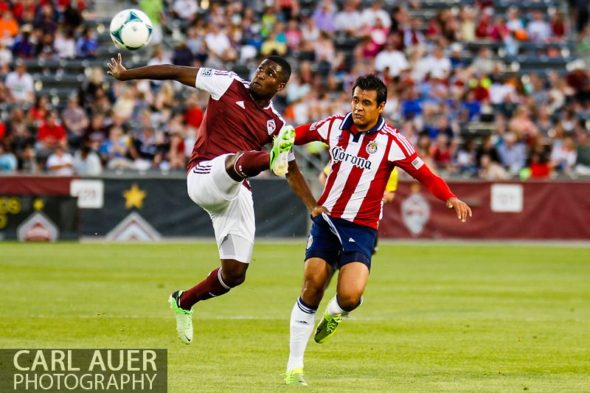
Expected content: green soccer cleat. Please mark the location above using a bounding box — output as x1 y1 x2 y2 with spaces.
314 311 343 344
168 290 193 344
270 125 295 177
285 368 307 386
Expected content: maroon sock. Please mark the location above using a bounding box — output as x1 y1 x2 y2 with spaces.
179 268 230 309
233 151 270 178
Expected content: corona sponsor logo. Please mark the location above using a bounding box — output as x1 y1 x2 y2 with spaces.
331 146 372 170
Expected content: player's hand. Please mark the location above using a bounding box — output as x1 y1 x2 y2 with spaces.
446 197 472 223
382 191 395 204
311 205 328 218
107 53 127 80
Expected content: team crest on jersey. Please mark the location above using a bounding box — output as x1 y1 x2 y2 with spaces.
366 141 378 154
267 119 276 134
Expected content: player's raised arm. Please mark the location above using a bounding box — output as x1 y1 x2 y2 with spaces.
107 53 198 87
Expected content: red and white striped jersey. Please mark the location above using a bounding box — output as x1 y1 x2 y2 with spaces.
295 113 455 229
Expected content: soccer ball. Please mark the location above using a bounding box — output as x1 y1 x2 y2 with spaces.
109 9 153 50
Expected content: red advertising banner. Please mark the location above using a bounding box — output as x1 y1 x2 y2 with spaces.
380 180 590 240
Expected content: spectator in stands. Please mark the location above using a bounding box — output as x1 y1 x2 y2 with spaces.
75 27 97 58
62 95 88 148
509 106 540 141
527 11 551 43
0 142 17 173
172 41 194 66
261 30 288 57
28 95 51 125
5 60 34 104
334 1 362 36
459 6 476 42
172 0 199 24
73 144 102 176
375 36 409 79
33 4 57 35
575 130 590 175
360 1 391 29
312 0 336 34
551 135 577 176
414 44 451 82
0 10 19 40
99 126 133 171
37 111 67 154
455 138 478 176
479 153 509 180
498 132 527 175
431 134 455 173
204 23 237 65
402 17 425 49
11 23 34 58
140 0 163 44
131 125 165 171
62 1 84 31
36 31 57 59
46 144 74 175
54 27 76 59
0 40 12 66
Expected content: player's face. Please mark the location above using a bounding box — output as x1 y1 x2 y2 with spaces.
351 87 384 131
250 60 286 99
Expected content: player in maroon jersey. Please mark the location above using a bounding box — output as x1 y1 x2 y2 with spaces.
284 75 471 385
107 54 320 344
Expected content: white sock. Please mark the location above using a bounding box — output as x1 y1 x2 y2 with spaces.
286 298 316 372
326 296 346 316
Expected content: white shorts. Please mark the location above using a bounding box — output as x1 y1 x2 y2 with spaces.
187 154 255 263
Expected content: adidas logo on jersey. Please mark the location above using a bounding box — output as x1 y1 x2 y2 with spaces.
236 101 245 109
331 146 372 170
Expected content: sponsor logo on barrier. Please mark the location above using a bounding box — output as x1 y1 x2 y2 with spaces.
106 212 161 241
70 180 104 209
491 184 523 213
401 192 430 236
16 212 58 242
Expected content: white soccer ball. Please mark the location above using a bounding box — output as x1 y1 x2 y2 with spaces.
109 9 153 50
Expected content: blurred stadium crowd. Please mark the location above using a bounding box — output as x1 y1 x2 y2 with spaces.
1 0 590 180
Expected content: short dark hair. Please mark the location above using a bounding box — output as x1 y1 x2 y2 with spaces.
352 75 387 105
265 55 292 84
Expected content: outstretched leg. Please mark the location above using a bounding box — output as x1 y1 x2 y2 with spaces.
285 258 333 384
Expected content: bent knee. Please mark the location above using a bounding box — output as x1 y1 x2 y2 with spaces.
337 293 363 312
221 270 246 288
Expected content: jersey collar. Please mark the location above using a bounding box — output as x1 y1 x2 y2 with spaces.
340 112 386 134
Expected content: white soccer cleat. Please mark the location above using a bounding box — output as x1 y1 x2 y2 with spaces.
168 290 193 344
270 125 295 177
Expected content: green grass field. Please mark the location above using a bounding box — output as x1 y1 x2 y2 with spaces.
1 242 589 393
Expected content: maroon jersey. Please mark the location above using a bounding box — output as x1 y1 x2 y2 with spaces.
187 68 285 169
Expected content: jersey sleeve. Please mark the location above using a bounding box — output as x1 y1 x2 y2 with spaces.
195 68 235 100
294 116 337 145
395 154 455 202
388 133 455 202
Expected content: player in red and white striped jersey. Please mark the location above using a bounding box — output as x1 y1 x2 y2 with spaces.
285 75 471 385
